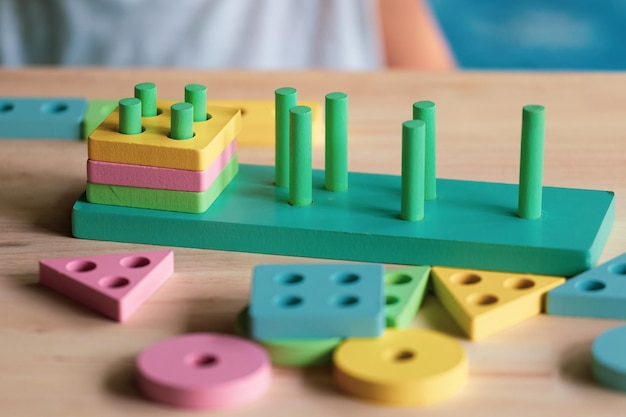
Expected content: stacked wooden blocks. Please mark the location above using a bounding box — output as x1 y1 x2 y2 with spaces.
86 83 241 213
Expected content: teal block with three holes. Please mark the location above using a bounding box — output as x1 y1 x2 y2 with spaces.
0 97 87 139
72 164 615 276
547 253 626 319
385 266 431 328
249 263 385 339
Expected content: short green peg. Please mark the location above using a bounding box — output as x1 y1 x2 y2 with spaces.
184 84 207 122
518 104 545 220
325 92 349 192
275 87 298 188
289 106 313 207
170 102 194 140
134 82 158 117
412 101 437 200
118 98 142 135
401 120 426 221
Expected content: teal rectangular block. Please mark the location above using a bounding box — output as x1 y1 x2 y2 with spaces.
547 253 626 319
0 97 87 139
249 263 385 339
72 164 615 276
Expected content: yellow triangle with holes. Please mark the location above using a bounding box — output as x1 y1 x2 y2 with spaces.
431 267 565 341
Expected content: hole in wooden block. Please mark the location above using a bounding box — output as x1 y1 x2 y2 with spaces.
451 273 481 285
98 276 130 289
385 273 413 285
332 273 360 285
576 279 606 292
331 295 359 307
186 353 219 368
41 102 69 114
66 260 97 273
275 295 303 308
503 277 535 290
466 293 498 306
120 256 151 268
276 273 304 285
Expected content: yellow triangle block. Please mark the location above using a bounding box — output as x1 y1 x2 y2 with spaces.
431 267 565 341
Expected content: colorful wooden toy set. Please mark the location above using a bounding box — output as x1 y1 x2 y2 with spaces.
24 81 625 409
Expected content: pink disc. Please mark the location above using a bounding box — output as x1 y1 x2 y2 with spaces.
136 333 271 410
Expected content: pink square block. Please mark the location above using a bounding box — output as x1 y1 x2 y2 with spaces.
87 139 236 192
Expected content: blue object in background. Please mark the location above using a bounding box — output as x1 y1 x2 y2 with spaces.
429 0 626 69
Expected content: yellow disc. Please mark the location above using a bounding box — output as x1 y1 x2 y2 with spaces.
333 328 467 406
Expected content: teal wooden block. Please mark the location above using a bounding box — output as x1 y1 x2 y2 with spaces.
249 263 385 339
384 266 430 328
85 155 238 213
82 99 118 139
592 325 626 392
547 252 626 319
72 164 615 276
0 97 87 139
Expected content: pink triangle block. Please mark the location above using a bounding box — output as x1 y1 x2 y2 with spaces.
39 250 174 322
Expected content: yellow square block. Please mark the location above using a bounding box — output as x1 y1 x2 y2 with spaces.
432 267 565 341
208 100 322 146
88 100 241 171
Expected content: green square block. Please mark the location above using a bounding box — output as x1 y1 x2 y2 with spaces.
72 164 615 276
85 155 238 213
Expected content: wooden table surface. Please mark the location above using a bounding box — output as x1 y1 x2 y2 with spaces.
1 69 625 416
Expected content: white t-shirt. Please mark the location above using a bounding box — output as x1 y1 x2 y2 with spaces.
0 0 384 69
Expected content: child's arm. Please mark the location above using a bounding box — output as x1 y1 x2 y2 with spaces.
379 0 456 69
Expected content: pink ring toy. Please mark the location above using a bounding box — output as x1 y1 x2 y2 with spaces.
137 333 271 410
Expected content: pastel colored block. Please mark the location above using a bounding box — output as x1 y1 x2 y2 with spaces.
82 99 118 139
547 253 626 319
333 328 467 406
592 325 626 392
0 97 87 139
87 140 237 192
39 250 174 322
385 266 430 328
137 333 271 410
235 307 341 367
88 100 241 170
72 164 615 276
432 266 565 340
207 100 322 146
249 263 385 339
86 155 238 213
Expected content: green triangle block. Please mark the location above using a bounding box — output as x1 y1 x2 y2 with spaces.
385 265 430 328
82 99 119 139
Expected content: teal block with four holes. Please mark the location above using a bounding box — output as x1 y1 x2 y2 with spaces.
385 265 431 328
0 97 87 139
249 263 385 339
547 253 626 319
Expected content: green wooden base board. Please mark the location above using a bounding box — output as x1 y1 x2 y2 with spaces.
85 155 238 213
73 164 615 276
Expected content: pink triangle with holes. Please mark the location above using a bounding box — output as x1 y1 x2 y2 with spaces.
39 250 174 322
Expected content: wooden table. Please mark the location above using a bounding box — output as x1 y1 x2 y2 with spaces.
1 69 625 416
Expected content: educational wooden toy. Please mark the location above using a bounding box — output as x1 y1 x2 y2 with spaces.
431 266 565 340
86 155 238 213
39 250 174 322
384 266 430 328
235 307 341 367
207 99 322 146
0 97 87 139
547 252 626 319
333 328 467 406
87 139 237 191
249 263 385 339
136 333 271 410
591 324 626 393
72 89 615 276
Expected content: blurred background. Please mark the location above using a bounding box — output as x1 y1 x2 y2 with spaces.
1 0 625 70
430 0 626 70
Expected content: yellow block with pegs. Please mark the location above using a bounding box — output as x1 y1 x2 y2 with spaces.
208 100 322 146
333 328 467 406
431 266 565 341
88 100 241 171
